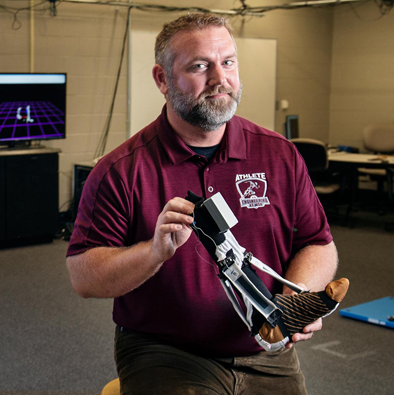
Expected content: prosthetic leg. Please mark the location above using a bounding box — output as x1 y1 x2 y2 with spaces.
186 191 349 351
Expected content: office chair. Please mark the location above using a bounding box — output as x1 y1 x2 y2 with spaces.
357 123 394 213
291 138 342 193
291 138 346 219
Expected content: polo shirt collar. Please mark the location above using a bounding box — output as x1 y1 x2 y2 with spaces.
156 106 247 165
221 115 247 161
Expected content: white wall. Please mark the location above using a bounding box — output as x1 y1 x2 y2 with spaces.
0 1 336 210
330 2 394 149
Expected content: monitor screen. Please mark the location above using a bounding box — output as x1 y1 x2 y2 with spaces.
0 73 66 146
284 115 299 140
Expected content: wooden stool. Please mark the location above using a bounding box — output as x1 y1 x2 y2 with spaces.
101 378 120 395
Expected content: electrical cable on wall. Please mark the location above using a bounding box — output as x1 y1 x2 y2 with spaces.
0 0 48 29
375 0 393 14
349 0 393 19
48 0 58 16
60 0 245 16
58 0 373 16
1 0 376 20
2 0 391 27
94 6 132 158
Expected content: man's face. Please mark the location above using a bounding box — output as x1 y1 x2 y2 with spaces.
165 27 242 131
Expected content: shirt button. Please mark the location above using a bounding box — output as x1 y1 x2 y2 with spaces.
208 186 214 193
205 167 210 172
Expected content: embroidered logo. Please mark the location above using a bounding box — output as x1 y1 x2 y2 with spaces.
235 173 270 209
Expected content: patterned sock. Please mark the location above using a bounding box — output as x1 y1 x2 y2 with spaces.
259 278 349 344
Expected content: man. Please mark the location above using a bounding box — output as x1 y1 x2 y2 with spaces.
66 13 338 395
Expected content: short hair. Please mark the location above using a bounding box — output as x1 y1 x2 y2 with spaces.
155 13 234 75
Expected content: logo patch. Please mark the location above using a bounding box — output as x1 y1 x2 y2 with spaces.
235 173 270 209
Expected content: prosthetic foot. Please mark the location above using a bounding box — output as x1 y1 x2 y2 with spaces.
186 191 350 351
258 278 350 346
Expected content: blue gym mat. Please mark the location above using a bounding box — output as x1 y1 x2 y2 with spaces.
340 296 394 329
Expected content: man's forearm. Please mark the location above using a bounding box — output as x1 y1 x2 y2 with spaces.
66 197 195 299
66 240 164 299
283 241 338 293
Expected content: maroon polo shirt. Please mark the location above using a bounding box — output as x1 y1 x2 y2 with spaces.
67 106 332 357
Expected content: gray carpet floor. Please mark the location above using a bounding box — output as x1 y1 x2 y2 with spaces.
1 214 393 395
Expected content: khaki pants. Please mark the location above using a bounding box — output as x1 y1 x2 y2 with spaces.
114 326 307 395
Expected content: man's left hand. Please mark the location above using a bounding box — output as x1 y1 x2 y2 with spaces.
285 318 322 349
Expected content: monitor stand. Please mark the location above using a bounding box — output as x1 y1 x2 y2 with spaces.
0 141 46 151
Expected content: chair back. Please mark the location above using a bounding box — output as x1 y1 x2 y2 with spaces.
291 138 328 173
363 124 394 153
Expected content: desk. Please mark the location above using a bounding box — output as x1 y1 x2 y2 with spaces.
328 150 394 214
328 150 394 166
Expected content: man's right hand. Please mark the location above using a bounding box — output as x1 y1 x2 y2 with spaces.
151 197 195 263
66 197 196 298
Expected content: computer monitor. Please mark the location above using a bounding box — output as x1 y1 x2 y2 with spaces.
284 115 299 140
0 73 66 148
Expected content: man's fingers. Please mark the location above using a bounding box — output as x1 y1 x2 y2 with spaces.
159 221 191 234
163 197 195 216
159 211 194 229
303 318 322 334
157 198 195 233
287 317 323 347
151 197 195 262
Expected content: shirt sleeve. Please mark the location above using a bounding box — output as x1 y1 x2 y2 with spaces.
291 148 333 253
66 162 131 257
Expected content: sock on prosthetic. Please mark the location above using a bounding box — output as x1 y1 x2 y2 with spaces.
186 191 349 351
259 278 350 345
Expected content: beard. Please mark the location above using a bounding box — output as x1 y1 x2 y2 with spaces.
166 78 242 131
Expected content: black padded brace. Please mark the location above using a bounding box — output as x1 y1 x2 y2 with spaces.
186 191 276 328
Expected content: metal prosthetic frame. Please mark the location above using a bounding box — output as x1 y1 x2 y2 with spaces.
186 191 309 351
